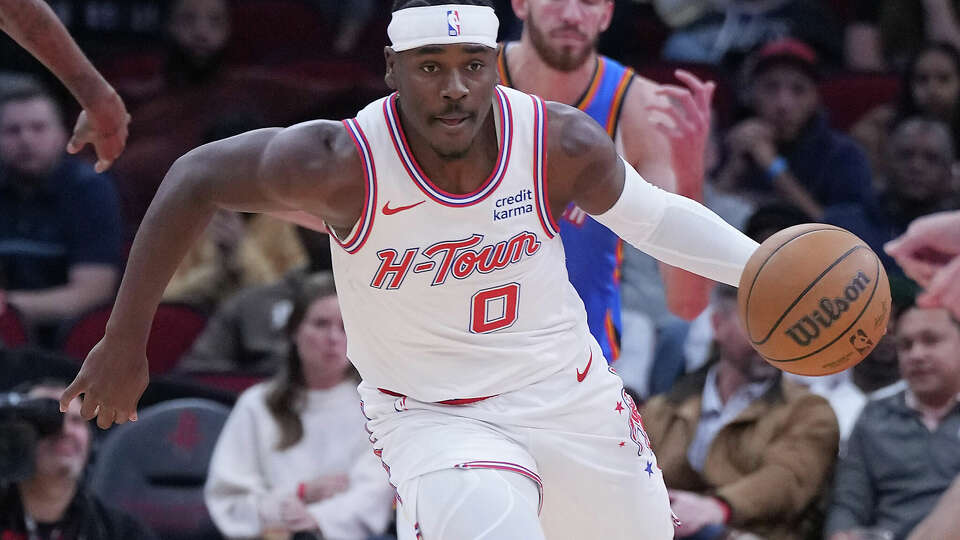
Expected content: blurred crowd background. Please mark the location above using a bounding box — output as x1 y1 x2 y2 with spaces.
1 1 960 539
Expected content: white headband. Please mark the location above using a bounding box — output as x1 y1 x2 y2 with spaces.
388 4 499 52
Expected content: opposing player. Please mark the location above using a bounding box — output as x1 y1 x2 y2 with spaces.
61 1 757 538
499 0 714 360
0 0 129 171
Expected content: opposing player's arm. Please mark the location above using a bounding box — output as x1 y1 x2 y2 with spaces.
546 103 757 287
618 73 714 319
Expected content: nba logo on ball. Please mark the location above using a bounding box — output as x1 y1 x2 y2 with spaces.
447 10 461 36
738 224 892 377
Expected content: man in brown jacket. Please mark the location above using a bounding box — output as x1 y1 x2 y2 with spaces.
641 284 840 540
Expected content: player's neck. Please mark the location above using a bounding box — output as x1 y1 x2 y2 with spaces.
398 105 500 195
507 38 598 106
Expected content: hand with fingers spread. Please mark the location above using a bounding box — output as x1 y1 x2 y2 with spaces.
60 335 149 429
645 69 715 199
67 89 130 173
885 210 960 319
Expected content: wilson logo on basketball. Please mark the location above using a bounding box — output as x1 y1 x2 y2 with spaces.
784 271 871 347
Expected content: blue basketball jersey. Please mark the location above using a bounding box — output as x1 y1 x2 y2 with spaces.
498 47 635 360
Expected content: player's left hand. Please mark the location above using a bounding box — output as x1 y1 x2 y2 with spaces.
669 489 727 537
646 69 715 198
67 89 130 173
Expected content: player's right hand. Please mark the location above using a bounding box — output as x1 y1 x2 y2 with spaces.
60 336 149 429
67 89 130 173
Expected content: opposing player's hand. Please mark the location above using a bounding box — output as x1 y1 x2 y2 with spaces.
646 69 714 197
60 336 149 429
67 90 130 173
885 210 960 287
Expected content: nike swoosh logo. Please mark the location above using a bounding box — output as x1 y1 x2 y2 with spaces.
576 352 593 383
382 200 425 215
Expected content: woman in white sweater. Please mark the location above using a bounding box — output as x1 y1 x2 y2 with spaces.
205 273 395 539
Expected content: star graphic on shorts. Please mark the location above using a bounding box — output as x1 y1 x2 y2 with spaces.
615 401 625 414
645 461 654 478
619 441 626 447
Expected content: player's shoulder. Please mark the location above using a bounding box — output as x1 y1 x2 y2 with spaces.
544 101 615 159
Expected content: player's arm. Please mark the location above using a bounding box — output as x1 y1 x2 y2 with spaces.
0 0 129 171
546 103 757 287
60 121 364 428
619 71 714 319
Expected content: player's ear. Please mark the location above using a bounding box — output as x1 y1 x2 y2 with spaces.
599 0 614 32
385 47 398 90
511 0 528 20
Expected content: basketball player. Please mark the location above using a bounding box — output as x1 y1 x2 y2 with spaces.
885 210 960 319
0 0 129 172
499 0 714 361
61 2 758 538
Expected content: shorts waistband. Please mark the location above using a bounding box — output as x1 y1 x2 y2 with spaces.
376 387 498 405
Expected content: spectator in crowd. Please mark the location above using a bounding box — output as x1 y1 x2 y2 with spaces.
817 306 905 450
827 117 959 276
176 226 331 376
205 273 394 540
715 39 875 221
641 284 840 540
826 304 960 539
0 77 122 339
0 380 158 539
112 0 330 238
659 0 843 72
306 0 377 56
852 42 960 174
162 210 307 311
845 0 960 73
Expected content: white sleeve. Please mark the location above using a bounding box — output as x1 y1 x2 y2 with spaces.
591 157 759 287
204 389 271 538
308 446 396 538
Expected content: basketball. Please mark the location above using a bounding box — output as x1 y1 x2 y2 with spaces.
737 224 892 376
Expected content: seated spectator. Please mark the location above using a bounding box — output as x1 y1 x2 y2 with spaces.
826 304 960 539
715 39 876 220
0 379 158 539
845 0 960 72
176 226 331 375
111 0 331 238
827 117 960 275
162 211 307 311
0 77 121 341
852 42 960 174
641 284 839 540
205 273 394 539
659 0 843 71
816 307 906 449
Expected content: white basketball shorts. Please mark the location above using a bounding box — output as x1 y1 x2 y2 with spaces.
359 341 675 540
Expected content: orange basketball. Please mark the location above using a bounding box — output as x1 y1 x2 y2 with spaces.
737 224 892 376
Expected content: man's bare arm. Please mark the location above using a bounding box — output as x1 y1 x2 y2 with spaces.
8 264 117 323
0 0 129 171
619 72 713 319
61 121 364 428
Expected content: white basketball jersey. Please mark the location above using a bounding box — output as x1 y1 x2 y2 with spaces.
330 86 593 402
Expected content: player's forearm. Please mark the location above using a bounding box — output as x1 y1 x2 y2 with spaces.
592 158 758 287
0 0 116 110
105 158 219 343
